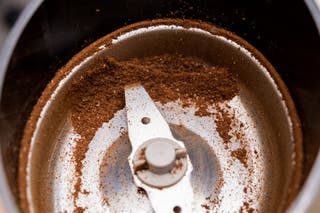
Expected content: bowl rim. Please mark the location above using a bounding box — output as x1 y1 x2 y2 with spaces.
0 1 319 212
0 1 44 212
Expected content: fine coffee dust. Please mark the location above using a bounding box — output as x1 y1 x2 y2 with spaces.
215 105 234 148
231 148 248 168
66 54 238 208
240 201 255 213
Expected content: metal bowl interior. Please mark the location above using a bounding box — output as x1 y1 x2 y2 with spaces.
0 1 320 213
20 20 301 212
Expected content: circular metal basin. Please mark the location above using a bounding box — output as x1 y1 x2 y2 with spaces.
18 19 302 212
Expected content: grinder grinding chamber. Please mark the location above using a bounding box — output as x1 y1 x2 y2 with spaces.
0 0 320 212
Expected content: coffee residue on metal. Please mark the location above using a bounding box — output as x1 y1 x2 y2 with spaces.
240 201 255 213
18 19 302 213
67 54 238 208
231 148 248 168
215 105 233 148
201 203 210 211
201 177 224 211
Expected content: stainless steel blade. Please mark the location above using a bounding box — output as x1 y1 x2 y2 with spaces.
125 84 195 213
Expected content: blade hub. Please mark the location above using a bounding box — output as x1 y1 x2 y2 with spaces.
132 138 188 188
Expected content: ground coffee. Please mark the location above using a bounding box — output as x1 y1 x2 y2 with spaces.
67 54 238 211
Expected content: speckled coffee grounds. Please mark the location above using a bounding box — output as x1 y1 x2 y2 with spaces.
18 19 302 213
240 201 255 213
73 206 86 213
215 105 250 168
201 177 224 211
67 54 238 209
231 148 248 168
215 105 233 148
